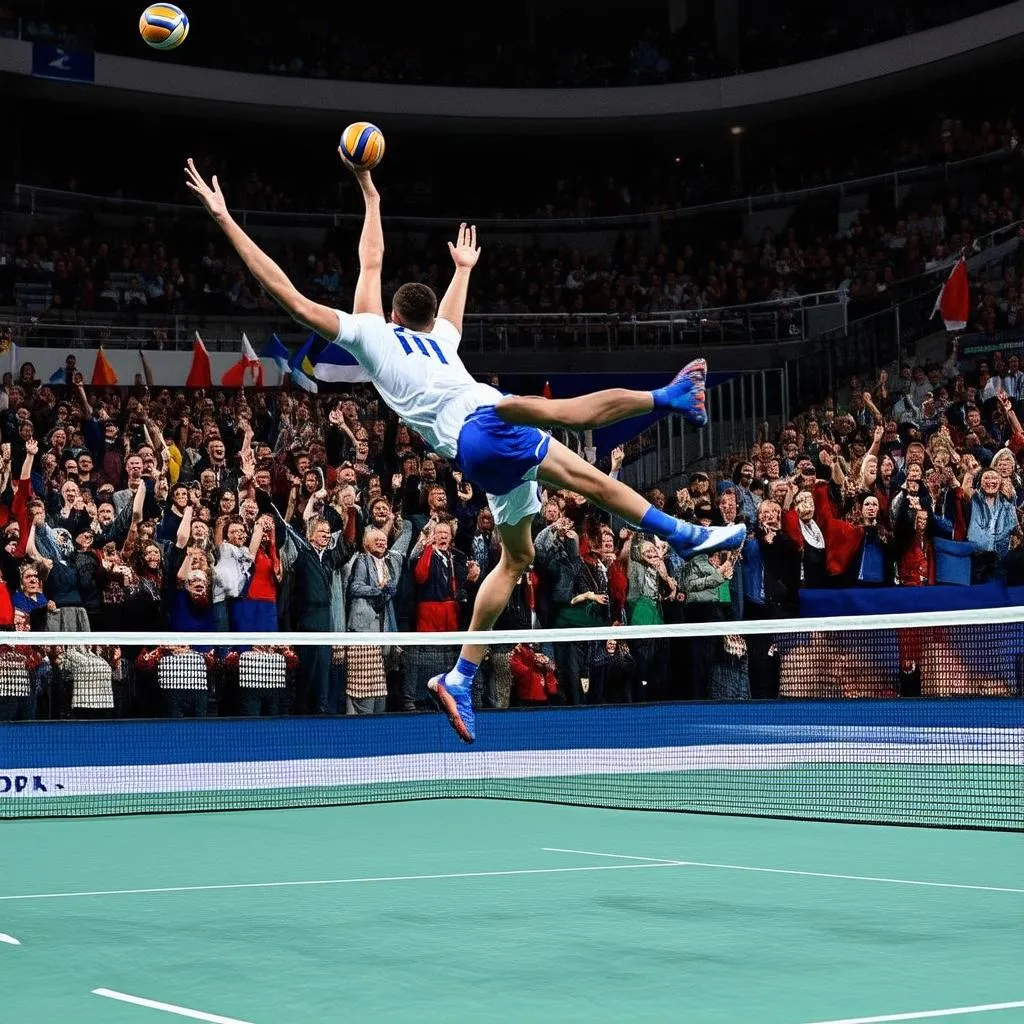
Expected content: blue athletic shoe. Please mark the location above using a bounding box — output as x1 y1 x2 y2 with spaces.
428 674 476 744
651 358 708 428
669 521 746 561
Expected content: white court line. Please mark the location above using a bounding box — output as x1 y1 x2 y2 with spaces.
800 998 1024 1023
0 860 683 902
92 988 253 1023
0 933 20 944
542 847 684 864
541 848 1024 895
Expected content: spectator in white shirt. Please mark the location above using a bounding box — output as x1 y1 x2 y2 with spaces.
98 279 121 310
123 277 148 308
999 354 1024 404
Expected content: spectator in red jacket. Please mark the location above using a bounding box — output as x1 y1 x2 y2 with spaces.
813 454 894 585
509 643 559 706
412 519 474 632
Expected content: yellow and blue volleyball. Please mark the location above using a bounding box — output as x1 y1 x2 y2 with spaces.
340 122 385 170
139 4 189 50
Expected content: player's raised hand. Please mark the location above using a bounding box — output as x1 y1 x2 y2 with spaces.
448 223 481 270
338 148 379 200
184 159 229 222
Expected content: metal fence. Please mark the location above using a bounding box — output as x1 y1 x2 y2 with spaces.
620 368 790 494
0 292 846 354
10 147 1012 231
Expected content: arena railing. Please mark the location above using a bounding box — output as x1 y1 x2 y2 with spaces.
619 367 790 494
10 148 1011 230
0 292 847 354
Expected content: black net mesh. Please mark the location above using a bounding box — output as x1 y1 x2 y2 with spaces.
1 622 1021 829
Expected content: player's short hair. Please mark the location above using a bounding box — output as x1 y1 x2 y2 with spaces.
392 283 437 331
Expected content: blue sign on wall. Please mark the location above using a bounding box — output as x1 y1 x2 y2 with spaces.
31 44 95 83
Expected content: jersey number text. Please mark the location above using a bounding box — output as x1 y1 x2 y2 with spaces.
393 327 448 365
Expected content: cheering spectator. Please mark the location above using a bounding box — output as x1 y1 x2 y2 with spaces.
586 635 637 704
509 643 559 706
0 645 46 721
536 514 607 705
710 635 750 701
965 467 1017 582
223 645 298 717
344 518 412 714
136 645 216 718
230 513 282 632
814 451 894 586
406 518 474 710
743 499 799 698
269 502 354 715
683 548 735 696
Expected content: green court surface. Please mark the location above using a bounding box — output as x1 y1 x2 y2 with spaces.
2 799 1023 1024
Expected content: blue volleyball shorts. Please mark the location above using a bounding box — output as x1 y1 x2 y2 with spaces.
456 405 551 526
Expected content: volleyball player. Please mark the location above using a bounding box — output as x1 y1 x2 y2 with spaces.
185 155 745 743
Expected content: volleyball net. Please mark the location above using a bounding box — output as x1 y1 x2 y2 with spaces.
1 608 1022 830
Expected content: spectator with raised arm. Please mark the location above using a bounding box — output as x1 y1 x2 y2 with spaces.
814 448 894 586
230 512 282 633
509 642 559 707
406 518 471 710
269 492 354 713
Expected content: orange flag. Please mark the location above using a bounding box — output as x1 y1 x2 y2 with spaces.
91 347 118 386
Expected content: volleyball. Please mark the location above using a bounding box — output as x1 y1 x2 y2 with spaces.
139 4 189 50
339 122 386 170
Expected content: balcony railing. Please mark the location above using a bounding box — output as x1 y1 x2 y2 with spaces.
9 147 1012 230
0 291 846 354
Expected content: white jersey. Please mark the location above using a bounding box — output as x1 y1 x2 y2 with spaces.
331 311 501 458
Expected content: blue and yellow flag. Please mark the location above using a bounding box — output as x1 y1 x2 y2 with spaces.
288 333 322 393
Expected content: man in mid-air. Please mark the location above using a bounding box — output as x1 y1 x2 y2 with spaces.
185 153 745 743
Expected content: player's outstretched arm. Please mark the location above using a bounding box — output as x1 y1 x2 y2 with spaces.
437 223 480 335
341 152 385 317
184 158 339 340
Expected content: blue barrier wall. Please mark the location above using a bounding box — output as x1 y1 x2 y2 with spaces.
4 700 1022 770
799 585 1024 617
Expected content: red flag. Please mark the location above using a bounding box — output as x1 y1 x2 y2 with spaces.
221 333 264 388
932 257 970 332
91 347 118 386
186 332 213 389
542 380 552 399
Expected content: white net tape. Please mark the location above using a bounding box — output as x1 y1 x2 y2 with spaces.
13 603 1024 647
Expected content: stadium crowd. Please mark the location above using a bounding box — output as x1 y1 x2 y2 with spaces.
0 321 1020 723
5 119 1022 332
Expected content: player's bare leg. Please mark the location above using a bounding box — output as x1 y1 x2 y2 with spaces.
431 440 744 743
497 358 708 430
537 438 743 558
428 518 534 743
